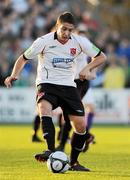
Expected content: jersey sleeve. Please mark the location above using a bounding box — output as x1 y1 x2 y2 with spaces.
78 36 100 58
23 37 45 60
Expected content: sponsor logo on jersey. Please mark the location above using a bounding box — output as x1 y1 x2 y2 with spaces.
70 48 76 56
53 58 74 63
52 58 74 69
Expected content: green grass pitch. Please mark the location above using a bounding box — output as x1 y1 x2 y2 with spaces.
0 124 130 180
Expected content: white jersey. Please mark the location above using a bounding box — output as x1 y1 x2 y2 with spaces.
24 32 100 87
74 53 88 79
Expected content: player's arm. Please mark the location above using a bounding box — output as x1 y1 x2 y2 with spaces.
4 55 28 88
89 51 106 70
77 35 106 80
79 52 106 80
4 37 45 88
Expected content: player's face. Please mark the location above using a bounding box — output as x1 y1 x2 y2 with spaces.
56 22 74 44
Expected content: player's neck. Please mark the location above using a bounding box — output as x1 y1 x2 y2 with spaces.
57 39 69 44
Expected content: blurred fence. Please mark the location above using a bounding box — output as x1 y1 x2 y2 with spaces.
0 87 130 124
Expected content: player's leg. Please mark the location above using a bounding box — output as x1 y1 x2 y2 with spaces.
57 113 64 141
83 88 95 131
35 84 58 162
32 114 42 142
62 86 90 171
87 109 94 130
35 99 56 162
83 104 95 152
69 115 90 171
75 79 94 151
82 89 95 152
39 100 55 150
56 111 72 151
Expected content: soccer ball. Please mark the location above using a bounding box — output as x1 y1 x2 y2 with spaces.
47 151 70 173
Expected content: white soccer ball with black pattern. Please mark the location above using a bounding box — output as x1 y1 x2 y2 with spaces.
47 151 70 173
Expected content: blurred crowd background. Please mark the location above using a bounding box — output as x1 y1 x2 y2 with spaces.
0 0 130 88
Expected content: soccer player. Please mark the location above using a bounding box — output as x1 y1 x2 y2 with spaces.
4 12 106 171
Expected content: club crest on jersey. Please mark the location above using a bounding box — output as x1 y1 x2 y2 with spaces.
70 48 76 56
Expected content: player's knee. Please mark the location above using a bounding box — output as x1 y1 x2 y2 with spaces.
38 101 52 116
75 122 86 133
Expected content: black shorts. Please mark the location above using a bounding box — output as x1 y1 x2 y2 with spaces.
36 83 85 116
74 79 89 99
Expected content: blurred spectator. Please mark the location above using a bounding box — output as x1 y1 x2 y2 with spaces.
103 54 126 89
11 0 29 14
116 38 130 66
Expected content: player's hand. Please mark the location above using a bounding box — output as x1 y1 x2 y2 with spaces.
79 68 91 81
85 68 97 80
4 76 17 88
79 71 88 81
79 67 97 81
79 74 86 81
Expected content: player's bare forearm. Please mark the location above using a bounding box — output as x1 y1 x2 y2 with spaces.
4 54 28 88
11 54 27 78
87 52 106 71
79 52 106 80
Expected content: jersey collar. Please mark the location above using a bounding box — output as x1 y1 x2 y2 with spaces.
54 32 71 40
